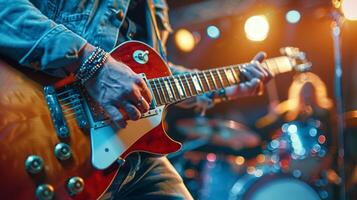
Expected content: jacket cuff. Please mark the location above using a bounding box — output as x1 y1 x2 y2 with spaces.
19 24 87 76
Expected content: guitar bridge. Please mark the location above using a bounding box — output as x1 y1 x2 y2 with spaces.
44 85 88 138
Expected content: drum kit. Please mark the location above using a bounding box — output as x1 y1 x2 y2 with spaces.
170 117 335 200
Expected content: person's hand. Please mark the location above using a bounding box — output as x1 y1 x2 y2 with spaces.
226 51 272 99
175 94 214 116
84 56 152 128
175 52 271 114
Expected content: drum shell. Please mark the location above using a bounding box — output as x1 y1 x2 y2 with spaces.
229 173 321 200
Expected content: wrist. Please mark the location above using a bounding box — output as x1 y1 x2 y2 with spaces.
63 43 96 74
75 45 109 84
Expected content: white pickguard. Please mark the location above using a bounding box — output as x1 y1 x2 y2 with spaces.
90 106 164 170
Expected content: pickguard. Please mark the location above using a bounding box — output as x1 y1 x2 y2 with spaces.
90 106 165 169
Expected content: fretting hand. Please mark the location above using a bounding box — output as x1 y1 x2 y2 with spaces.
176 52 272 114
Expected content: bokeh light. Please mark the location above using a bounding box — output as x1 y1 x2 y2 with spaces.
174 29 195 52
235 156 245 165
341 0 357 21
206 25 220 39
244 15 270 42
286 10 301 24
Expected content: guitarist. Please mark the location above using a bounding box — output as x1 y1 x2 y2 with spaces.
0 0 271 199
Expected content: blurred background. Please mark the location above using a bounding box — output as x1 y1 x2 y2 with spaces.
162 0 357 199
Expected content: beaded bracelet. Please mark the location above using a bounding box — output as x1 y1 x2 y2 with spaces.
75 47 109 84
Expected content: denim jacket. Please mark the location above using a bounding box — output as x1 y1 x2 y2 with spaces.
0 0 172 76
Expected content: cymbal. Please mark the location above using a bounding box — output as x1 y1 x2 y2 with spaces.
177 118 261 150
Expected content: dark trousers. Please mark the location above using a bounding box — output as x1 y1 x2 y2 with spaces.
101 153 193 200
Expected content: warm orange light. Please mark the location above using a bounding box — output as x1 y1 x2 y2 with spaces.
256 154 266 163
341 0 357 21
235 156 245 165
244 15 270 42
174 29 195 52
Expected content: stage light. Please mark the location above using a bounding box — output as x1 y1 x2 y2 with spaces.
341 0 357 20
206 153 217 162
286 10 301 24
174 29 195 52
206 25 220 39
235 156 245 165
244 15 269 42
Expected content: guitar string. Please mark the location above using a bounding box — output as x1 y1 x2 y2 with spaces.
56 59 281 115
148 61 281 104
149 60 280 96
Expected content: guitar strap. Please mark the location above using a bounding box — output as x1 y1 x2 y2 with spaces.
146 0 168 62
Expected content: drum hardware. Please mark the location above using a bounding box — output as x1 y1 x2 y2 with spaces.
176 118 261 151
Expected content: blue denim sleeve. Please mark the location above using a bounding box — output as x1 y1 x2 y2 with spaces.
0 1 88 76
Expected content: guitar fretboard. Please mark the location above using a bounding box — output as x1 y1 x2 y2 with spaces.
148 56 294 106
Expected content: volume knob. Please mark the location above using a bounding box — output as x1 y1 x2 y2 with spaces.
67 176 84 195
35 184 54 200
54 143 72 160
25 155 44 174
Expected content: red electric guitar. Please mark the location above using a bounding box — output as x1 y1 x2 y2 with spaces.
0 41 310 200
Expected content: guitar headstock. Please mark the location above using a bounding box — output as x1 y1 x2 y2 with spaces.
280 47 312 72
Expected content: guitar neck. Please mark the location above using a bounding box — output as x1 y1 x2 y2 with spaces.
148 56 295 106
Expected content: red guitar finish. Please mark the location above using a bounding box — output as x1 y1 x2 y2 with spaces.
0 41 309 199
0 41 181 200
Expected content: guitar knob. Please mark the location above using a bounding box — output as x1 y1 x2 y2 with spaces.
67 176 84 195
35 184 54 200
54 143 72 161
25 155 44 174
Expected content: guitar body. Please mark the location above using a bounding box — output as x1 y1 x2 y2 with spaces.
0 41 181 200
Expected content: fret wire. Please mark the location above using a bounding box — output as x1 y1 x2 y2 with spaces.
195 72 205 93
184 74 194 96
223 66 236 85
151 63 258 99
150 80 163 106
156 78 169 104
229 66 240 84
202 71 219 86
208 70 218 90
219 68 231 87
189 73 200 94
153 77 218 92
174 76 187 98
152 70 237 92
160 78 172 103
202 71 212 91
166 77 178 101
175 75 185 98
182 74 193 97
215 69 224 88
151 79 166 105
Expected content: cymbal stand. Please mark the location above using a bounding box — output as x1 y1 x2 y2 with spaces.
331 10 346 200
